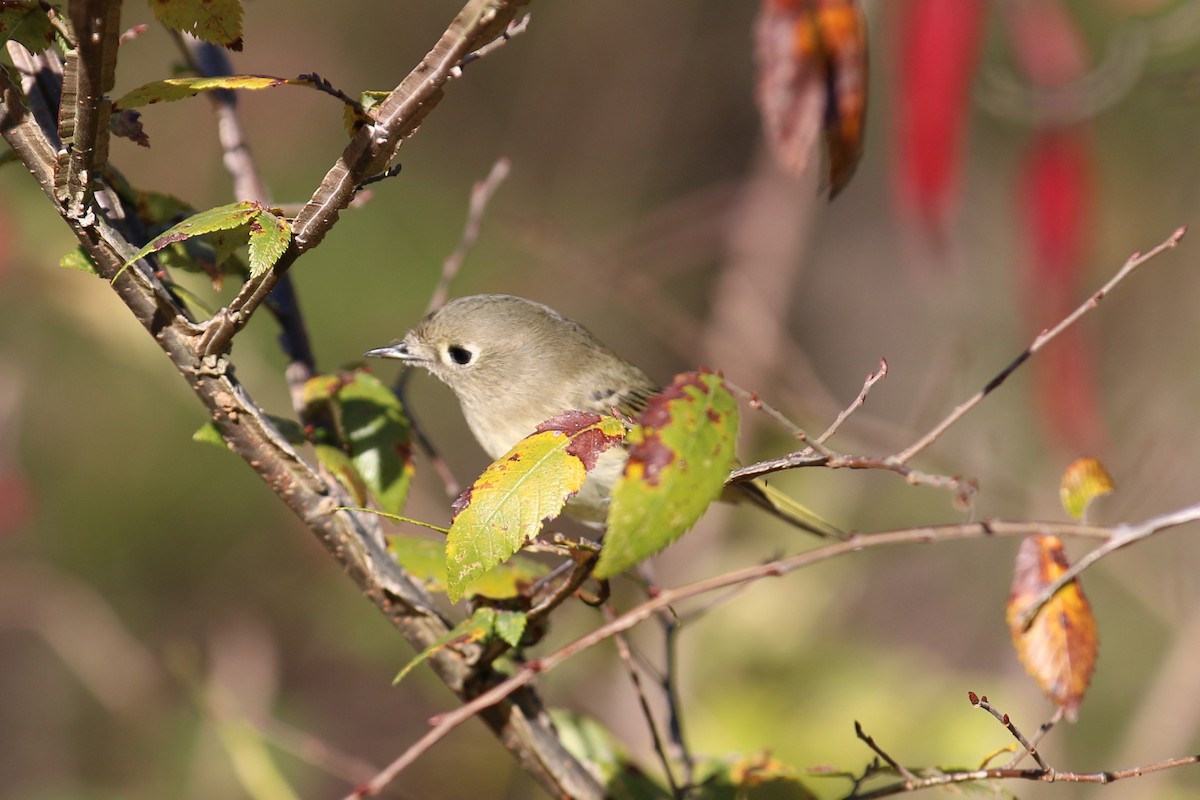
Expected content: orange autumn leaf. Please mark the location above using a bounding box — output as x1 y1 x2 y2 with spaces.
753 0 868 196
1007 535 1098 721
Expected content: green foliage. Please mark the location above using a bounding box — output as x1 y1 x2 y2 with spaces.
113 200 289 284
393 606 527 684
596 371 738 579
0 1 52 54
148 0 244 51
388 535 547 599
60 247 99 276
329 371 415 516
445 412 626 602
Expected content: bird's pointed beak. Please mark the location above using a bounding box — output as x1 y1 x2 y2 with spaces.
364 342 411 360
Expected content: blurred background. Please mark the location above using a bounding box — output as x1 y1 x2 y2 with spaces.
3 0 1200 797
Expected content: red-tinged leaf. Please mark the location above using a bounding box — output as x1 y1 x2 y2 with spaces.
754 0 868 197
893 0 987 230
446 413 626 602
1059 457 1114 521
1004 1 1089 87
1007 535 1098 721
597 372 738 579
149 0 243 51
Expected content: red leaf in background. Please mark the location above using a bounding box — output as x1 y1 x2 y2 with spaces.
0 471 35 536
1021 129 1104 453
754 0 868 197
893 0 987 231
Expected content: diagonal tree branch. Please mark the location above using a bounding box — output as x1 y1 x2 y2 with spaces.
198 0 532 358
1 8 601 795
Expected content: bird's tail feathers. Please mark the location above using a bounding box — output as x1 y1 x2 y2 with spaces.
727 479 845 540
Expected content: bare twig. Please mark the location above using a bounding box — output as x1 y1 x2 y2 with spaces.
1004 707 1064 770
969 692 1051 771
816 358 888 445
607 606 680 796
854 721 920 786
353 508 1198 795
1015 500 1200 630
452 13 531 77
848 754 1200 798
895 226 1186 465
427 156 512 313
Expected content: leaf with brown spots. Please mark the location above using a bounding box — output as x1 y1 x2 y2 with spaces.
596 371 738 579
1007 534 1098 721
446 412 626 602
149 0 244 51
754 0 868 196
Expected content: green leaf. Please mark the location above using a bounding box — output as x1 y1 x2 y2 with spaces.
388 535 547 599
314 443 368 506
113 200 264 283
0 1 52 54
60 247 99 276
194 415 306 450
1059 456 1114 521
342 89 390 133
332 371 414 516
596 371 738 579
147 0 244 51
192 421 226 448
113 75 292 110
492 608 527 648
246 208 291 278
393 607 526 684
446 412 626 602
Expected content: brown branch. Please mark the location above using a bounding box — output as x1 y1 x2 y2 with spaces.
57 0 120 219
969 692 1051 772
199 0 531 358
353 512 1172 795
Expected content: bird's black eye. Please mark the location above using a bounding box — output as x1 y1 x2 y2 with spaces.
447 345 474 365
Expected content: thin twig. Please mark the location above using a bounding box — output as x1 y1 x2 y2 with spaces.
816 358 888 445
969 692 1051 771
352 509 1195 796
895 226 1186 465
854 721 921 785
1005 707 1064 769
847 754 1200 798
427 156 512 314
607 606 680 797
1015 500 1200 630
660 615 695 787
451 13 531 77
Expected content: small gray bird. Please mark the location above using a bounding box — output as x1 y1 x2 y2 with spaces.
366 294 838 536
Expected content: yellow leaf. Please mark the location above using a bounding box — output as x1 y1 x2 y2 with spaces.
1060 456 1114 520
446 412 626 601
1006 535 1098 720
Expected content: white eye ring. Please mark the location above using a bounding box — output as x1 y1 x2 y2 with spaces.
446 345 474 365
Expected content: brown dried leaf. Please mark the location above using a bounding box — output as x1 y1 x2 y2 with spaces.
1007 535 1098 720
753 0 868 196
